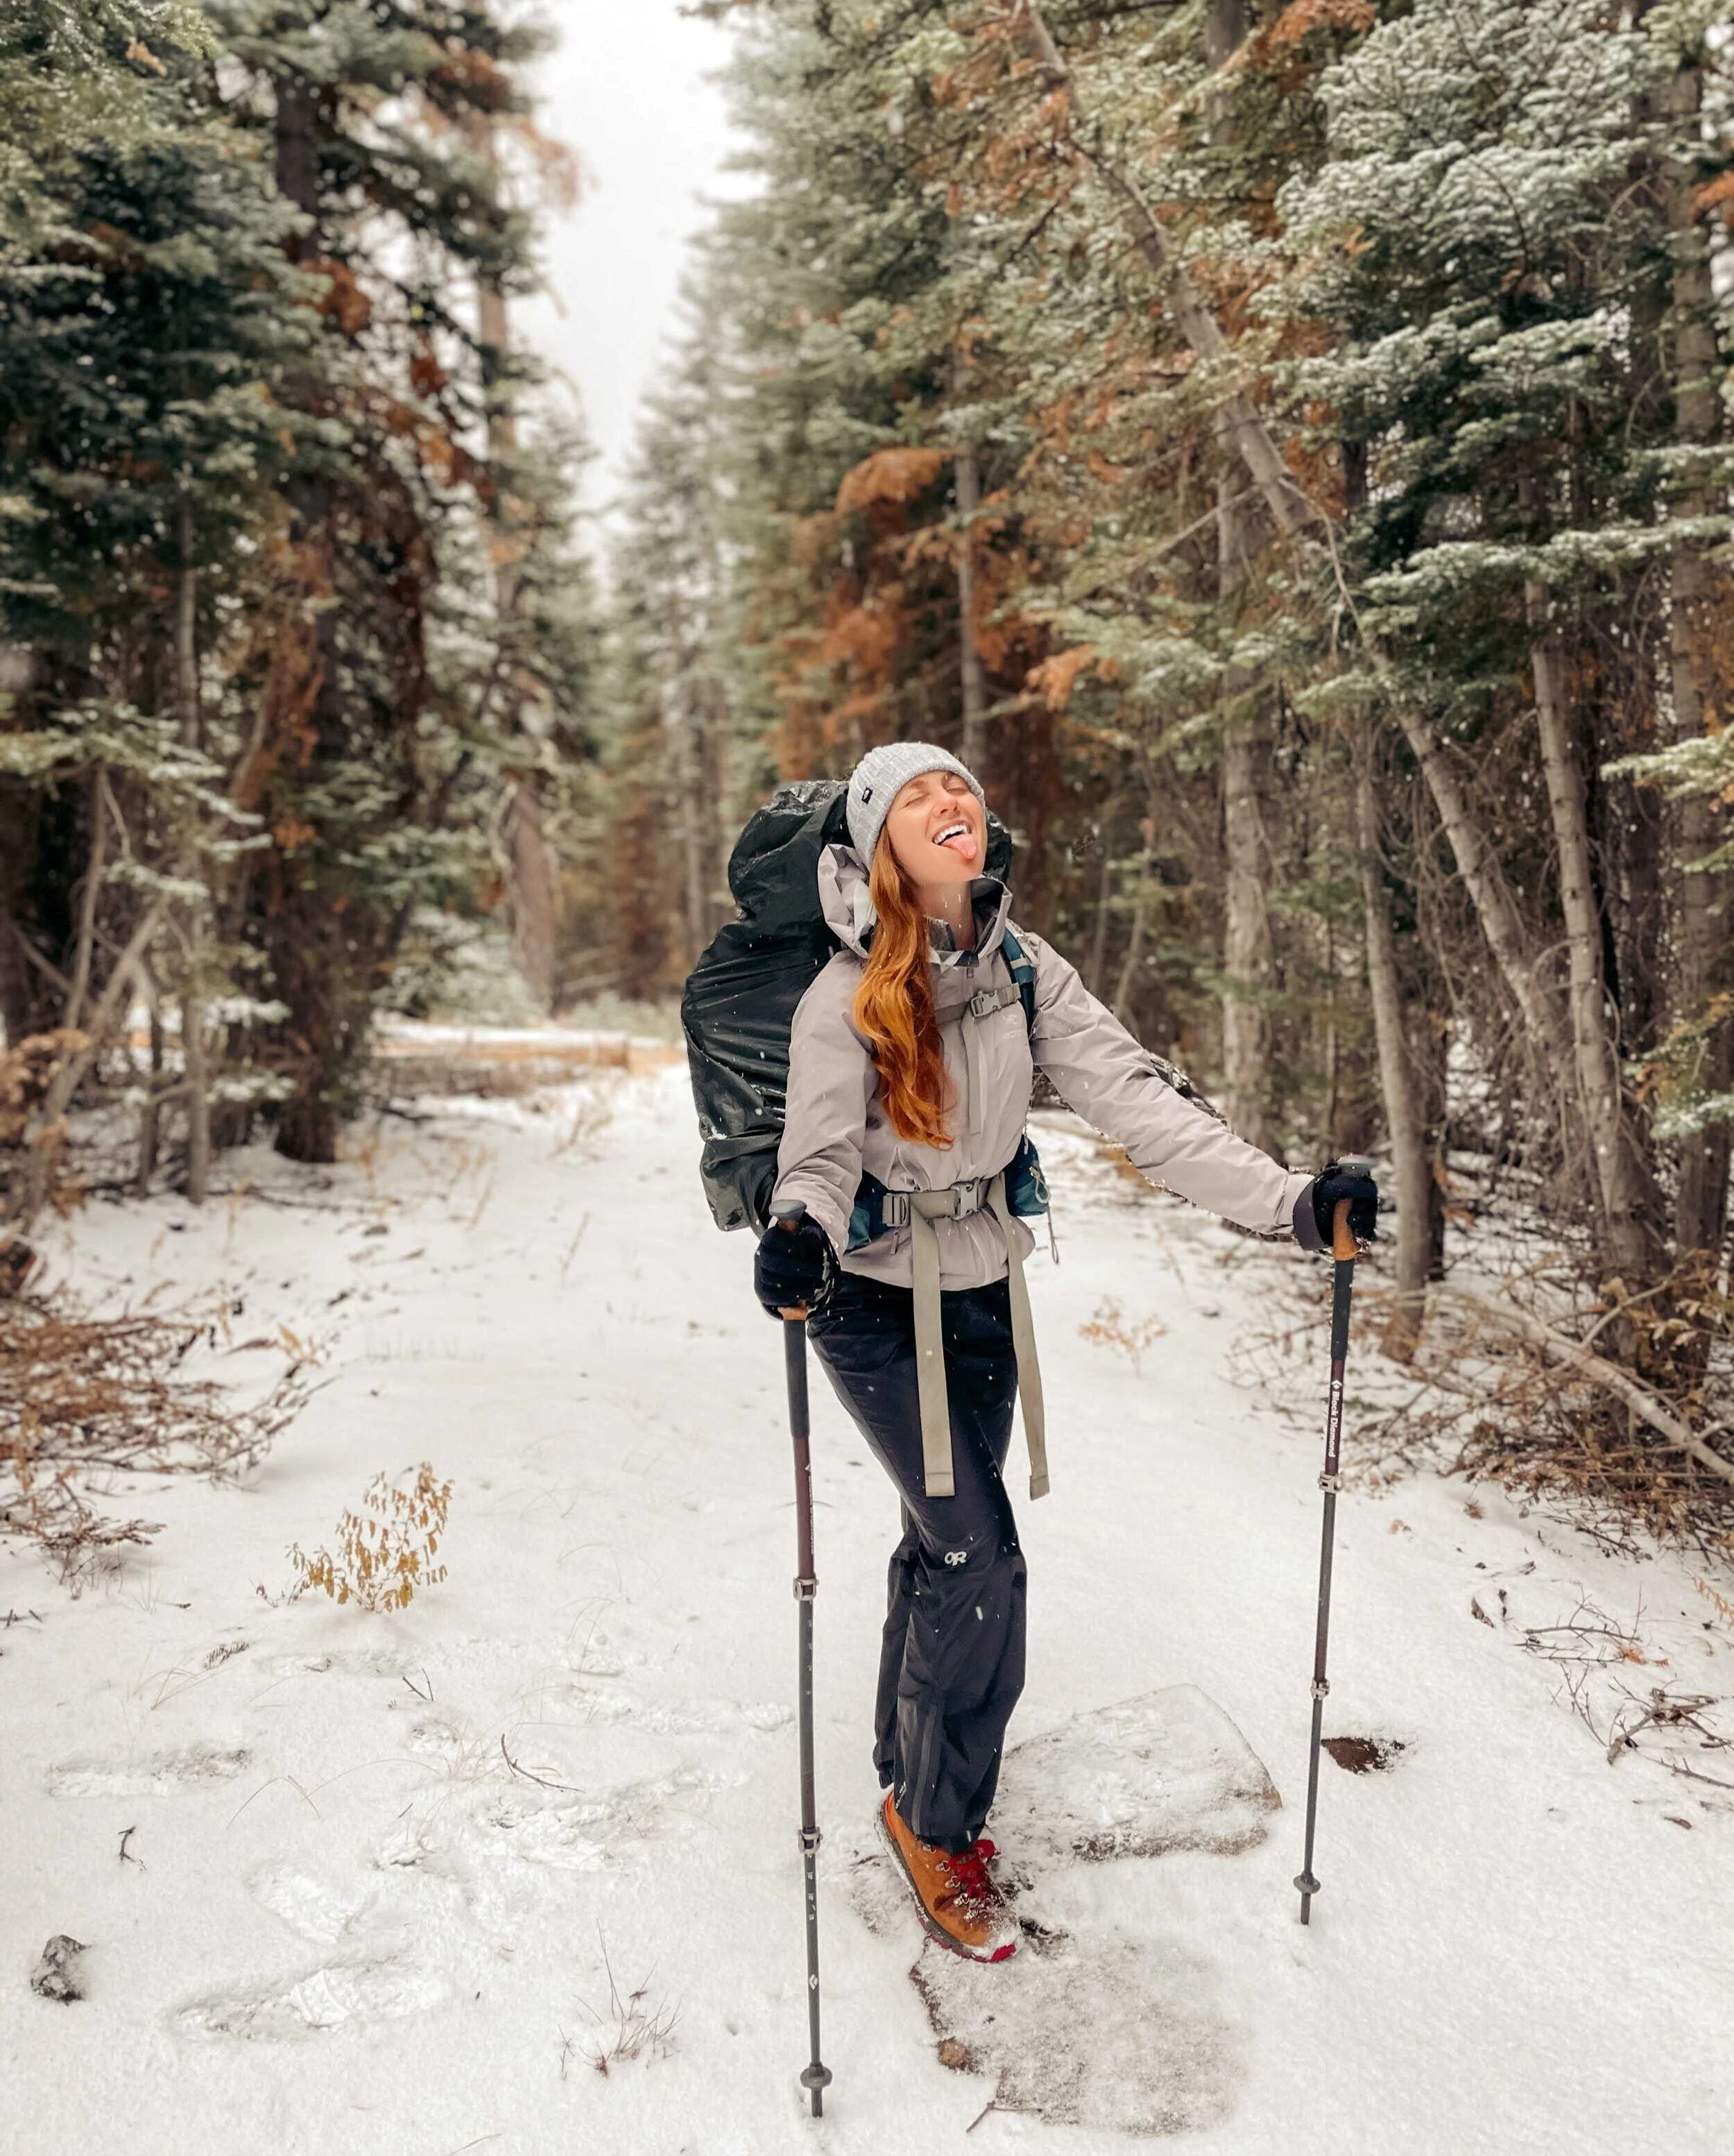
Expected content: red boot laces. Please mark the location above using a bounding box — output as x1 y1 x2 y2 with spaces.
945 1836 999 1911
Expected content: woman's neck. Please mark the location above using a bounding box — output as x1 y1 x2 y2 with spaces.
916 879 976 948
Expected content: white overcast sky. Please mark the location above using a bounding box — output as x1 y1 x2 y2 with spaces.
517 1 747 514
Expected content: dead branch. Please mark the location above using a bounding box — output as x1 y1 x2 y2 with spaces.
1433 1288 1734 1488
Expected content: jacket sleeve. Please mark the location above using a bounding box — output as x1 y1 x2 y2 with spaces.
769 959 873 1255
1022 931 1314 1238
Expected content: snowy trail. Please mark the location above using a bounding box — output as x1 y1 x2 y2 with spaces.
5 1066 1732 2153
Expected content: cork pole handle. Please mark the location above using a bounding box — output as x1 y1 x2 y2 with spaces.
773 1199 810 1321
1332 1197 1358 1263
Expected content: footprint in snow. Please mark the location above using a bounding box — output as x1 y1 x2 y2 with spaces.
175 1954 451 2041
47 1741 253 1797
175 1847 480 2042
474 1761 733 1872
258 1647 416 1679
572 1691 793 1736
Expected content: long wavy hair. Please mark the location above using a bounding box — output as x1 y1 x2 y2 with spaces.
853 840 953 1149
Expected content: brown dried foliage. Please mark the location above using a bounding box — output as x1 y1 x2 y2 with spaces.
288 1462 452 1613
0 1294 295 1587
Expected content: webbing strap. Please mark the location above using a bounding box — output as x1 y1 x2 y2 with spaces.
907 1174 1049 1505
907 1199 953 1499
990 1177 1049 1500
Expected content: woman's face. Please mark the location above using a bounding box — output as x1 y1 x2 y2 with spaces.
882 769 986 889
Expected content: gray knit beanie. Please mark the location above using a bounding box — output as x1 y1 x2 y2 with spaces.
845 741 986 864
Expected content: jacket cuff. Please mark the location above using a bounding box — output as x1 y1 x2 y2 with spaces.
1292 1180 1325 1253
769 1179 845 1256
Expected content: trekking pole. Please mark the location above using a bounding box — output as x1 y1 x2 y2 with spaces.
773 1200 834 2117
1294 1158 1373 1926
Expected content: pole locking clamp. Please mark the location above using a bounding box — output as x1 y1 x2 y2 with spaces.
1318 1471 1341 1494
793 1576 816 1602
799 1827 822 1855
1311 1677 1330 1701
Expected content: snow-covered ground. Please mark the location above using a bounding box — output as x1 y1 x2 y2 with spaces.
5 1065 1732 2153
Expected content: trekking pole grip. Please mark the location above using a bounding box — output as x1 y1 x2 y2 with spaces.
773 1199 811 1322
1332 1198 1357 1263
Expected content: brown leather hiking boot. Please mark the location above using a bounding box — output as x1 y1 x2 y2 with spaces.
878 1792 1017 1963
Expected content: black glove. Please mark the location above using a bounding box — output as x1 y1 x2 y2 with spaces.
753 1214 834 1316
1295 1161 1378 1253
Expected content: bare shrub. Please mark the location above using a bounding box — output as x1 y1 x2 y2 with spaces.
0 1291 296 1586
1078 1297 1169 1377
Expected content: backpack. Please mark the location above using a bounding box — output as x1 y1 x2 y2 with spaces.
681 777 1213 1235
682 779 1021 1233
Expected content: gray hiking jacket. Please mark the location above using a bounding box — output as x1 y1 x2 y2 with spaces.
773 846 1314 1292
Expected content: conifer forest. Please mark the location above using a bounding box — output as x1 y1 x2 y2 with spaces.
10 0 1730 1504
5 8 1734 2146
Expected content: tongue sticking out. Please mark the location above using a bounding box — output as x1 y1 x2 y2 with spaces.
936 826 979 864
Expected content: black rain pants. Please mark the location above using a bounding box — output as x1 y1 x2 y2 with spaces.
806 1269 1026 1855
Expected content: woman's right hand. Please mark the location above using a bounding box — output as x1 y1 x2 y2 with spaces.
753 1214 834 1318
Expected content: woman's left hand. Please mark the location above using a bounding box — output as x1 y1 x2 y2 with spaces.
753 1214 835 1317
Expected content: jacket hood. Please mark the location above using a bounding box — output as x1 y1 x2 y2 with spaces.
816 843 1013 965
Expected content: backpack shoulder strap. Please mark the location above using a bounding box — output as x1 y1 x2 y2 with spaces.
1000 927 1037 1037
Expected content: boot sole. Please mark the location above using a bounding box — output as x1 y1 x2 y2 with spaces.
875 1802 1017 1965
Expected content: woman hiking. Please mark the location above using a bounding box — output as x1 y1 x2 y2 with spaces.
752 742 1377 1964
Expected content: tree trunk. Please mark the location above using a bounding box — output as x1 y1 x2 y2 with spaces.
1525 576 1664 1281
1084 824 1115 998
506 786 557 1011
1112 825 1154 1027
669 668 723 970
1357 758 1432 1358
471 117 560 1018
175 494 210 1206
1390 708 1573 1079
135 1003 164 1197
1216 469 1273 1152
952 345 988 771
1658 56 1734 1265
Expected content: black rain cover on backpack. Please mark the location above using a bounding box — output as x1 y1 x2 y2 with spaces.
682 778 1014 1233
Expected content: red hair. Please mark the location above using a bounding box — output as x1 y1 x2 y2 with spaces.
853 842 953 1149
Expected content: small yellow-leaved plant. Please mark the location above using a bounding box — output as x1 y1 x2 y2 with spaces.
289 1462 451 1612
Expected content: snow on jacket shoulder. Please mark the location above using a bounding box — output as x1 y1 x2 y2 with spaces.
771 845 1312 1292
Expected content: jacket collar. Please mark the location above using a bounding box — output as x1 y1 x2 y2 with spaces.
817 844 1013 966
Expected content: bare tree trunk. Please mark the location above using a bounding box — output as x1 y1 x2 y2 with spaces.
1525 576 1663 1280
1216 470 1273 1151
1390 708 1572 1077
506 789 557 1011
1357 758 1432 1358
1084 825 1114 998
136 1001 164 1197
175 493 210 1206
952 345 988 771
1112 825 1154 1027
472 117 558 1016
1659 57 1734 1265
671 676 710 970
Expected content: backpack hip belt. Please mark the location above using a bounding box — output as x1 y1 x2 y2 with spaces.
904 1172 1049 1505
